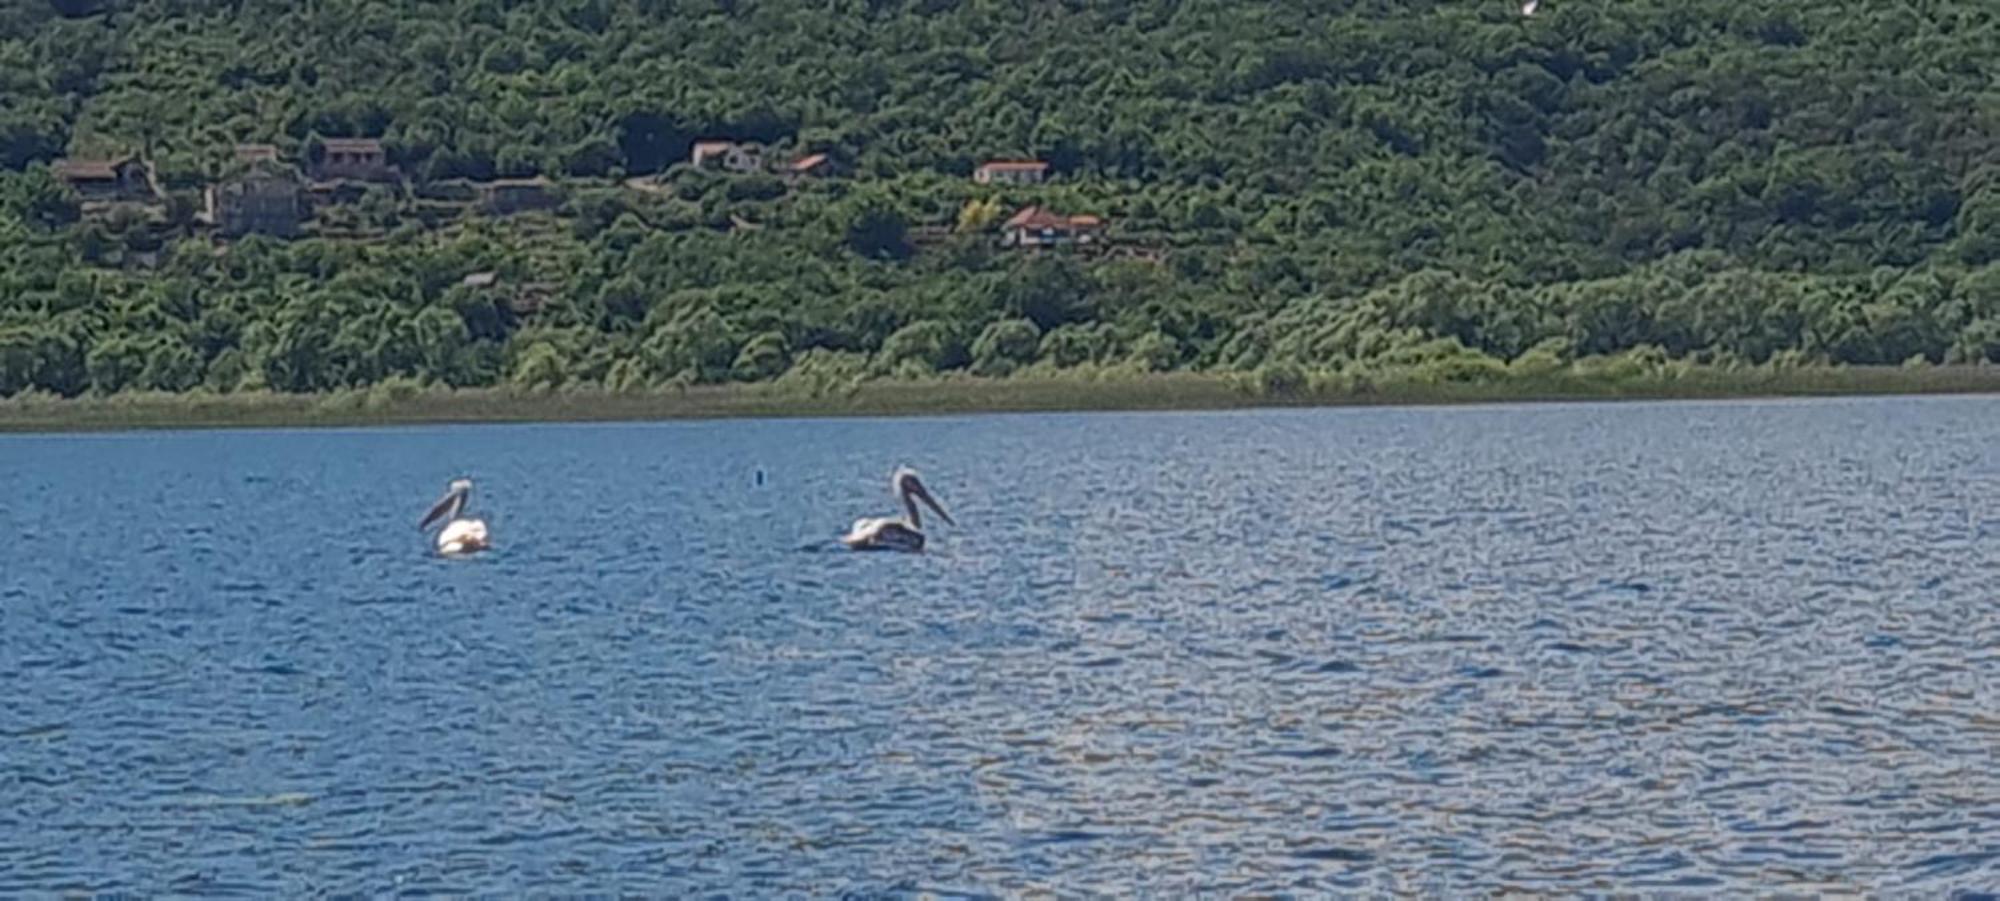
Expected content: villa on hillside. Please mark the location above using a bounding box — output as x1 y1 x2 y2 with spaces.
313 137 392 181
690 140 764 173
52 155 159 203
974 159 1049 185
234 144 282 166
1001 206 1104 248
206 165 305 238
479 176 561 215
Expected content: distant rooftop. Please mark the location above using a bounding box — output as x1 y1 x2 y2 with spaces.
1004 205 1102 230
52 158 123 181
321 137 384 153
977 160 1049 172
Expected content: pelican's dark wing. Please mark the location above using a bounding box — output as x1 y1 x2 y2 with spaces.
419 488 464 530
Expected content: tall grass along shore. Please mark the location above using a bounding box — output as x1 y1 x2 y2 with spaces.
5 363 1999 434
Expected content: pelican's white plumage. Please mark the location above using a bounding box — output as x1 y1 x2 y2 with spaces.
420 478 491 556
841 466 954 552
435 517 490 556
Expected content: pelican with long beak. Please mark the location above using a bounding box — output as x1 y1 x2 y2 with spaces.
841 466 954 552
419 478 491 556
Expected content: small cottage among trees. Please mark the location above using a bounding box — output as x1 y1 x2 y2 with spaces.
974 160 1049 185
52 156 158 203
206 167 304 238
1001 206 1104 247
313 138 392 181
690 141 764 173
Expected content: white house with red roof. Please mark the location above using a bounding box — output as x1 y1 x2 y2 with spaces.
1001 205 1104 247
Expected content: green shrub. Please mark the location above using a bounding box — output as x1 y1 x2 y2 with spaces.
731 331 791 381
970 318 1041 377
510 341 566 391
875 319 963 374
1039 323 1115 368
1253 361 1307 396
1509 337 1573 377
1128 331 1182 372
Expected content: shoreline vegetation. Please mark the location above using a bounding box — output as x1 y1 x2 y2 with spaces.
6 364 1999 434
6 3 2000 432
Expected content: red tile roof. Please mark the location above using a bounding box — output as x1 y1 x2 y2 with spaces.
1004 205 1064 229
978 160 1049 173
1004 206 1103 230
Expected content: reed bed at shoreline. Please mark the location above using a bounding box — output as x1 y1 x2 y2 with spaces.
5 365 2000 434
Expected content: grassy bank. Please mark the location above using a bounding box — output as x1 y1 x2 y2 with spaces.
4 365 2000 434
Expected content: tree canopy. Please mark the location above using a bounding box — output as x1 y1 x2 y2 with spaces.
3 0 1999 397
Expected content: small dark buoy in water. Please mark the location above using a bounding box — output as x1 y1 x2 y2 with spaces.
755 468 765 486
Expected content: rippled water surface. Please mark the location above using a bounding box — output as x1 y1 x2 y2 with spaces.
5 398 2000 894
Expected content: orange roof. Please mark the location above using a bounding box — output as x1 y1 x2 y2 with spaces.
235 144 280 163
978 160 1049 172
53 159 120 181
790 153 829 171
1004 206 1052 228
1004 205 1102 230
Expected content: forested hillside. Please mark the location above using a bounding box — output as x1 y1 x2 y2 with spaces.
3 0 1999 396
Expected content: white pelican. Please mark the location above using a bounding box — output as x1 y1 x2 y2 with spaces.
419 478 490 556
841 466 954 552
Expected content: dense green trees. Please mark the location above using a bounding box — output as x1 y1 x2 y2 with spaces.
2 0 1999 398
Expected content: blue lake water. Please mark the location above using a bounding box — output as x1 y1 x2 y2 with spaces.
3 398 1999 894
